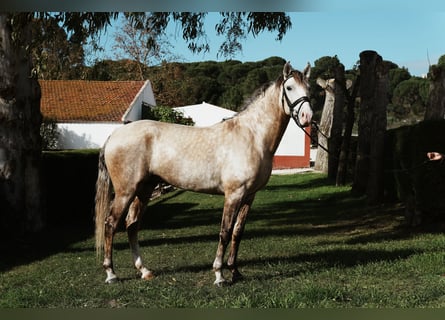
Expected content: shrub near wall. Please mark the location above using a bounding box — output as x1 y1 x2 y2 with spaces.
42 150 99 227
384 120 445 226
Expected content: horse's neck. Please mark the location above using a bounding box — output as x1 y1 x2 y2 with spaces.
237 86 290 155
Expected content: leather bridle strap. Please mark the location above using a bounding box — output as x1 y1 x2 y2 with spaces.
281 86 310 128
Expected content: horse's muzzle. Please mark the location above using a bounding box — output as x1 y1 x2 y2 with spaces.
298 110 313 128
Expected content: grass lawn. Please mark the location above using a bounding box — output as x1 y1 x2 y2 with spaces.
1 172 445 308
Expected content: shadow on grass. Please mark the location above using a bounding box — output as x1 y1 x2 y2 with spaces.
0 224 94 272
136 246 419 282
0 174 426 276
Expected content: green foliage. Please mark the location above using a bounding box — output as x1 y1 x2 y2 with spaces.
40 117 59 150
309 56 343 121
143 105 194 126
389 67 411 93
141 56 287 110
388 77 429 127
85 59 142 80
3 173 445 307
437 54 445 67
123 12 291 59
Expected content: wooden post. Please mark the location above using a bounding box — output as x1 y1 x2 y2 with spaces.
328 64 346 181
352 50 389 203
314 78 335 173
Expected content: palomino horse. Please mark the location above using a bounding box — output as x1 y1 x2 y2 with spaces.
95 61 313 285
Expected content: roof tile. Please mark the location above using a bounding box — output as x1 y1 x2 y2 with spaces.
39 80 146 122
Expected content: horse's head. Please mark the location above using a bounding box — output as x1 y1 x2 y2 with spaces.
281 62 313 127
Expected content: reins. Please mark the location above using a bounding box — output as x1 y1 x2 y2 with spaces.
304 121 434 174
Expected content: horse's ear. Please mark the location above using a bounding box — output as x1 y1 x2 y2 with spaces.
283 61 293 78
303 62 311 79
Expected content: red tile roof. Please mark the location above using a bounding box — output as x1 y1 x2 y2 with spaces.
39 80 146 122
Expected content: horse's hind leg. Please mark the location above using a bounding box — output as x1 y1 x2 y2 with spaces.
126 180 159 280
103 193 135 283
126 195 154 280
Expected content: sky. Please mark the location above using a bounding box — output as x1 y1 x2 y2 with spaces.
95 11 445 77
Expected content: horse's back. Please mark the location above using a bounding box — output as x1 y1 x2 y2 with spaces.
104 120 226 193
104 119 272 195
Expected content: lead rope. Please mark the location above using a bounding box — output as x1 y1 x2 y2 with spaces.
300 121 434 173
295 120 331 155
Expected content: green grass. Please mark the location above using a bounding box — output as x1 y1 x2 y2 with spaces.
1 172 445 308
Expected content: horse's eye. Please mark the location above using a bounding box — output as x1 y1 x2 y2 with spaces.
286 86 292 91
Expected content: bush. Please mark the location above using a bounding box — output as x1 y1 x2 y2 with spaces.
384 120 445 226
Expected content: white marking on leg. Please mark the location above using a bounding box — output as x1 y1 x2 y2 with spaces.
213 257 227 285
134 256 143 269
134 256 154 280
105 269 118 283
103 257 118 283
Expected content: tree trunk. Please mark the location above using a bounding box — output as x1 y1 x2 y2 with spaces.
425 64 445 120
0 14 44 236
352 50 389 203
336 76 359 186
314 78 335 173
328 64 346 181
366 59 389 203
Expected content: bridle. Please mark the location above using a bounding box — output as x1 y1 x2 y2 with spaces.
280 73 331 155
281 74 311 128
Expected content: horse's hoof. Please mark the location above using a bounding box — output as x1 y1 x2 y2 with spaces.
231 272 244 284
141 270 155 280
105 276 119 284
213 279 230 287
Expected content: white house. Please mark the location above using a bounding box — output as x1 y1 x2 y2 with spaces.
41 82 310 169
174 102 237 127
40 80 156 149
174 102 311 169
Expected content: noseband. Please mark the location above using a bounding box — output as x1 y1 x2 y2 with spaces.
281 76 310 128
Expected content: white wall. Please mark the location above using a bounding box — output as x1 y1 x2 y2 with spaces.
56 123 122 149
174 102 236 127
122 81 157 122
175 103 306 157
275 121 306 156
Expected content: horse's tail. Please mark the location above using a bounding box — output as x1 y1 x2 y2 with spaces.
95 145 112 258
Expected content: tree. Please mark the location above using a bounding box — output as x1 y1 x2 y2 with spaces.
113 15 178 80
309 56 342 123
123 12 291 59
390 77 428 124
0 12 293 236
0 12 116 236
143 105 194 126
30 16 86 80
425 61 445 120
0 13 43 235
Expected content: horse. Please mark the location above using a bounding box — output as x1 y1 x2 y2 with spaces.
95 61 313 285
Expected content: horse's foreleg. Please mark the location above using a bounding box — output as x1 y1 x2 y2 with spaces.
226 194 255 283
213 192 243 286
126 196 154 280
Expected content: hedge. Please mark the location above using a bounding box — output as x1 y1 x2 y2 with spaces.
384 120 445 226
41 149 99 227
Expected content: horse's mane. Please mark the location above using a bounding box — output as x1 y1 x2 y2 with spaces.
238 81 274 112
225 70 304 119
